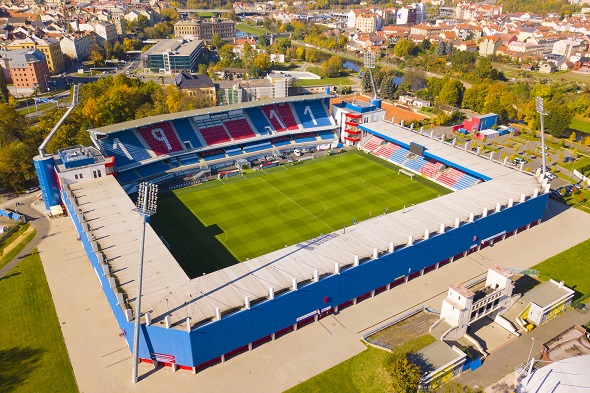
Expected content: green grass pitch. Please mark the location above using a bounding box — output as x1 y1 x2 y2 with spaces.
151 150 450 278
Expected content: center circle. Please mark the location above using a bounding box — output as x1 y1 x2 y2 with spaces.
278 197 328 220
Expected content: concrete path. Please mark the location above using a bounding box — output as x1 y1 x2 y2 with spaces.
36 200 590 393
0 198 50 279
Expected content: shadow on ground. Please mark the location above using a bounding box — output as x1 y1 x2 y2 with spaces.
150 192 238 278
0 346 43 392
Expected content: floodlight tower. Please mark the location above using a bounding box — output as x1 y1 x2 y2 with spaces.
535 97 548 180
131 182 158 384
364 51 378 100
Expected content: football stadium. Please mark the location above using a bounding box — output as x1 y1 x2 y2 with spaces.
33 92 549 372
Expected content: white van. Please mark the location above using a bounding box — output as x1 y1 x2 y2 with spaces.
294 149 302 157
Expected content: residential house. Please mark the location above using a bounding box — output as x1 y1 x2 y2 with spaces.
573 57 590 72
174 72 216 104
479 35 503 56
0 48 50 88
7 35 64 74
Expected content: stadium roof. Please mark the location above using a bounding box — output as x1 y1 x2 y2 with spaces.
88 94 333 136
517 355 590 392
71 120 542 330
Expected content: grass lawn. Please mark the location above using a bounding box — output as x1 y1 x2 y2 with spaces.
532 238 590 303
152 151 448 277
285 335 435 393
570 116 590 133
0 250 78 392
306 66 323 76
295 77 353 87
0 224 36 270
236 23 268 36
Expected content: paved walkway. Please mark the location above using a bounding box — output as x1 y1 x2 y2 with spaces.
36 200 590 393
0 197 50 279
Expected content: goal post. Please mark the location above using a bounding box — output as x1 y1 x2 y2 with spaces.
398 168 414 181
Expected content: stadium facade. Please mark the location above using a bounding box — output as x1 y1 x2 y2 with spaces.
34 94 549 372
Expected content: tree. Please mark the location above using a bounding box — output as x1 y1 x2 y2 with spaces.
323 55 343 78
211 33 223 50
389 353 421 393
161 8 180 23
89 44 104 67
441 382 483 393
218 44 236 67
400 70 427 93
463 83 488 113
252 53 271 73
394 39 415 58
304 47 318 63
361 70 373 93
0 141 34 191
544 103 573 138
573 148 578 157
438 79 465 107
569 132 577 142
380 75 397 100
0 66 9 103
296 47 305 60
483 83 517 121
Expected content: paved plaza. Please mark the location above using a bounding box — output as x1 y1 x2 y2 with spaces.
35 199 590 392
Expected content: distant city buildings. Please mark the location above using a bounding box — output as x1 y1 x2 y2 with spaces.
7 36 64 74
144 38 204 74
0 48 50 89
174 18 236 41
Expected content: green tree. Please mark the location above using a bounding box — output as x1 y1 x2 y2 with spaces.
0 141 34 191
160 8 179 23
394 39 415 58
211 33 223 50
544 103 573 138
389 353 421 393
322 55 343 78
438 79 465 107
0 66 9 103
361 69 373 93
218 44 236 67
474 57 494 80
483 83 517 121
463 83 489 113
380 75 397 100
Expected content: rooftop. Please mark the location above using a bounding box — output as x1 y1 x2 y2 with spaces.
410 341 466 375
144 38 203 57
73 120 541 329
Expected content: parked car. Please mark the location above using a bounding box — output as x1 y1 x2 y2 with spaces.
563 157 575 163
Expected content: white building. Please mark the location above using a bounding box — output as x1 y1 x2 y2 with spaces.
331 99 386 146
59 33 92 61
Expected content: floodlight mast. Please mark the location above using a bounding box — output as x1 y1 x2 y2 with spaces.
131 182 158 384
535 97 548 181
364 51 377 100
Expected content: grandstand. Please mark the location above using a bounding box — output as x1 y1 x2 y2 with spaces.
36 97 550 375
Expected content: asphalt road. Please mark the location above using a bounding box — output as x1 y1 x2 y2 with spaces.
0 194 50 279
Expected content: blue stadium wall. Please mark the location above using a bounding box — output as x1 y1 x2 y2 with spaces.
61 180 547 370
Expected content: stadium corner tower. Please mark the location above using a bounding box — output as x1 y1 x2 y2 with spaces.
34 93 549 372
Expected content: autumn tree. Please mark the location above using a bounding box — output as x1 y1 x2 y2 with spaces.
0 66 9 103
89 44 104 67
394 38 416 58
463 83 489 113
304 47 318 63
322 55 343 78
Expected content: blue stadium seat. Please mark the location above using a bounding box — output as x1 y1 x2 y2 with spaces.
243 141 272 153
115 169 140 184
454 173 479 190
292 100 332 129
172 118 203 149
244 107 273 135
99 131 151 167
405 155 427 172
389 147 408 164
203 153 227 161
293 133 317 143
136 162 170 178
179 154 201 166
317 130 335 140
226 147 243 156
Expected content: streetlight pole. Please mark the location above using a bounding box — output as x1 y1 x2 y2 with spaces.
131 182 158 384
527 337 535 364
535 97 548 180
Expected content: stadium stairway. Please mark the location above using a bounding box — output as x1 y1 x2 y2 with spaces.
261 103 299 132
99 131 152 167
244 107 274 135
292 100 333 129
172 118 204 150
